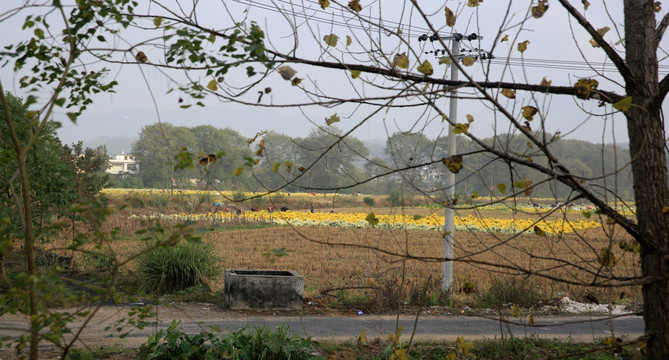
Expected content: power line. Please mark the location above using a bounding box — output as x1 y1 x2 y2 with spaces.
233 0 441 34
233 0 669 75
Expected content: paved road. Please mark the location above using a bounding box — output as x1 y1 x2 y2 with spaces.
133 314 644 342
0 304 644 348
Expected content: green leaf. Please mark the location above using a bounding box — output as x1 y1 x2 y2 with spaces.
613 96 632 112
34 28 44 39
470 191 479 199
173 147 194 170
233 167 244 176
534 226 547 237
66 112 78 123
323 34 339 47
326 113 340 126
24 110 39 120
582 211 592 219
346 35 352 47
206 79 218 91
496 183 506 194
272 163 281 173
439 57 452 65
351 70 361 79
153 16 163 27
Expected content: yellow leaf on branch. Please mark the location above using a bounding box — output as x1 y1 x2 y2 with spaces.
574 78 599 99
445 7 456 27
500 88 515 99
517 40 530 53
323 34 339 47
417 60 434 75
522 106 538 121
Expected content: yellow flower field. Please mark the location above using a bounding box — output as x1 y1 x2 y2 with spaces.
134 210 602 235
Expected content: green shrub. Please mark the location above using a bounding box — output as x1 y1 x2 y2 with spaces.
139 320 324 360
386 191 402 207
125 192 147 208
196 192 213 205
150 194 170 208
461 281 477 294
363 196 375 207
82 252 114 274
232 191 247 202
476 278 541 309
138 241 220 294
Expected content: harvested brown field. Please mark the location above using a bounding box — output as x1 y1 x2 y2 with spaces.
43 196 641 310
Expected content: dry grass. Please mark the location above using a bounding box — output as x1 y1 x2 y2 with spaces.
42 196 641 309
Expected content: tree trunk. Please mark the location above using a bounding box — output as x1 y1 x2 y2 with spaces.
624 1 669 358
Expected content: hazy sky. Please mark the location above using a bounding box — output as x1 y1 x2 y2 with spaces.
1 1 665 146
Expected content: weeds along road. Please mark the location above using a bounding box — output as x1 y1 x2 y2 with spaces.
0 304 644 348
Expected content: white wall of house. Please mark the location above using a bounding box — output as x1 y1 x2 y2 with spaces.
107 151 138 174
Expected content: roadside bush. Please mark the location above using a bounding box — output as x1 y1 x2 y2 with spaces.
476 277 541 309
139 320 323 360
363 196 375 207
138 241 220 294
82 252 114 275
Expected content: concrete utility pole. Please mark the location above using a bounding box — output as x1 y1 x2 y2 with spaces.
443 37 459 293
419 32 491 292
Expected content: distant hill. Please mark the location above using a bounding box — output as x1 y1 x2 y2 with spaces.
84 136 137 155
55 105 309 147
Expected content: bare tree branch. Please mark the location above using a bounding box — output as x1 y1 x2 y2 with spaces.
558 0 636 88
655 12 669 45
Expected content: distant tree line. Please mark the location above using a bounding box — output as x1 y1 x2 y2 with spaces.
126 122 636 201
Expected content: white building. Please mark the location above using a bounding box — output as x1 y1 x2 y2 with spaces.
107 151 138 174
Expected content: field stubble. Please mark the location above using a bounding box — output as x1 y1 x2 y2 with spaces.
51 202 642 311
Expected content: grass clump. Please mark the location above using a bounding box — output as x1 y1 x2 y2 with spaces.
138 241 220 294
363 196 375 207
139 321 323 360
473 336 644 360
476 277 541 309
